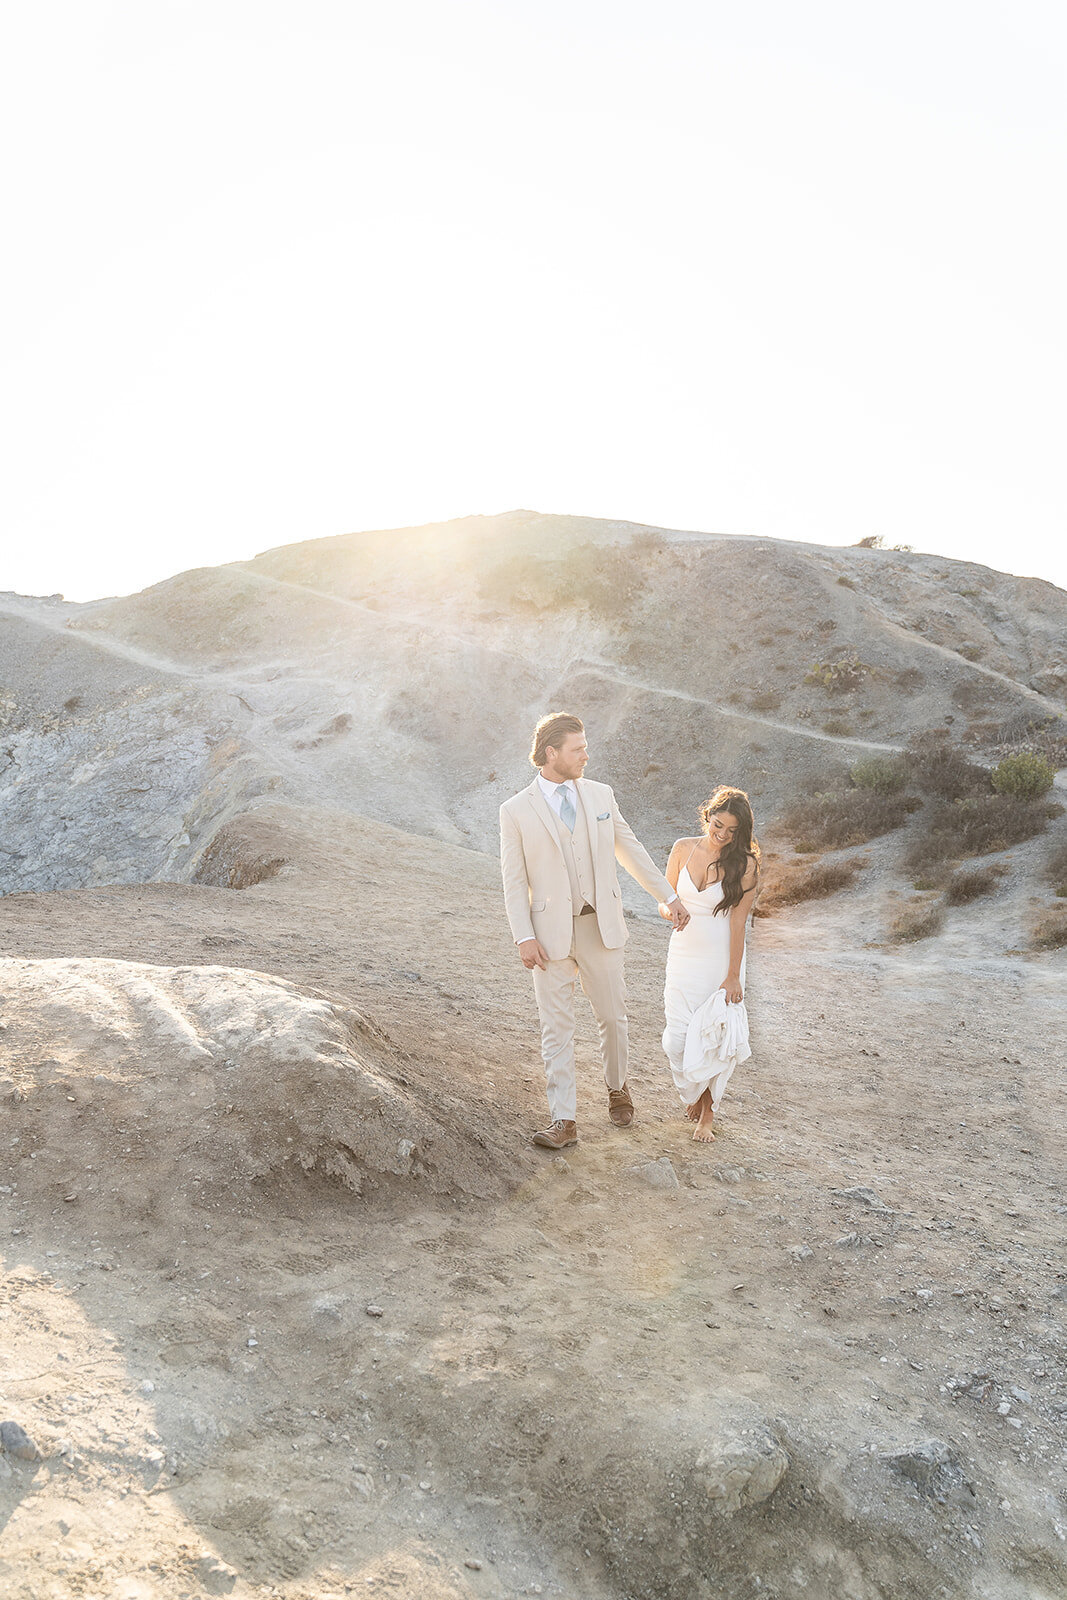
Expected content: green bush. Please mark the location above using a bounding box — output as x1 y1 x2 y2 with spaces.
851 755 908 794
990 752 1055 800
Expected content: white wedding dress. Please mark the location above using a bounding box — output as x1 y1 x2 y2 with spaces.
662 863 751 1111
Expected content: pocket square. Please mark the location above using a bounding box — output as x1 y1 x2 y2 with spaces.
597 811 611 820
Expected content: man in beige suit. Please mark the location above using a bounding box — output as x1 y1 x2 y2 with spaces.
500 711 689 1148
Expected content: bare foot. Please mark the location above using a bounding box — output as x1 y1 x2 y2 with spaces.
692 1092 715 1142
685 1099 701 1122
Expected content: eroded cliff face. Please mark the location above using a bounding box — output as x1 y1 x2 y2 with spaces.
2 512 1065 900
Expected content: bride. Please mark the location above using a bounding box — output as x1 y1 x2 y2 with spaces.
659 786 760 1142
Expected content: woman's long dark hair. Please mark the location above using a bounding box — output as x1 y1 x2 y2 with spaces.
699 786 760 916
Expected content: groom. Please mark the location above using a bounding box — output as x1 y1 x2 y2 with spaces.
500 712 688 1148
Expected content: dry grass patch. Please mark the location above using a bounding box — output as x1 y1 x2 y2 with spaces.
905 734 989 801
904 795 1055 881
1047 843 1067 897
759 857 862 911
782 787 919 852
944 865 1006 905
888 900 944 943
1032 907 1067 950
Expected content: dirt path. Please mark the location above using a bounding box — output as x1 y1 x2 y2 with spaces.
573 659 908 754
1 805 1065 1599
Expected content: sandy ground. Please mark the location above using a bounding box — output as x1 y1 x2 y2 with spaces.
1 803 1065 1600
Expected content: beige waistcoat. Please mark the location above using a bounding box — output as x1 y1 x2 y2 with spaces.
552 798 596 911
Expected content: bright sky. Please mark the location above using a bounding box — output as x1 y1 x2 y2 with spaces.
2 1 1065 602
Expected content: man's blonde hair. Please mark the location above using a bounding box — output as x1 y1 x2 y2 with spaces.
530 712 584 768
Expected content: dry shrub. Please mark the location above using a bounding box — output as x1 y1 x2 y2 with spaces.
823 718 852 736
759 857 862 911
1032 908 1067 950
904 795 1055 880
944 865 1006 905
984 713 1067 767
749 689 782 712
889 900 944 943
1047 843 1067 895
782 788 919 851
906 733 988 800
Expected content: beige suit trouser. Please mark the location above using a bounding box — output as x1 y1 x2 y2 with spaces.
532 913 628 1123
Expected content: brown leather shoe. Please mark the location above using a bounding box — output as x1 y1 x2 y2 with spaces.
531 1119 578 1149
608 1085 635 1126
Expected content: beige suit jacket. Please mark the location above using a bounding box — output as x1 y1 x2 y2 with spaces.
499 777 674 961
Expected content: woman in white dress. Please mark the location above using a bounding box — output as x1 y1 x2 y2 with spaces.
659 787 760 1142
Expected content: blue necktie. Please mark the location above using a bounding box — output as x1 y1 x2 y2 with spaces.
557 784 576 831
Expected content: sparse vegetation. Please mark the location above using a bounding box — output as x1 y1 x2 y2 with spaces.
889 900 944 942
1032 907 1067 950
805 653 871 692
851 755 909 794
822 718 852 736
759 857 862 910
836 575 856 589
990 752 1055 800
944 865 1006 905
971 713 1067 768
905 733 989 801
1047 844 1067 896
748 690 782 713
478 536 671 618
904 795 1055 880
782 787 920 852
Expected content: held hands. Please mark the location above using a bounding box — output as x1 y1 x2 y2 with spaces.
517 938 549 971
719 975 744 1004
659 900 690 931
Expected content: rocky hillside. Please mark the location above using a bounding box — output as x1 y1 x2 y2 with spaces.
1 512 1065 900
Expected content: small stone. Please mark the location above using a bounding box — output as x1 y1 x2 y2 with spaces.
366 1305 384 1318
628 1157 679 1192
714 1167 743 1184
140 1379 156 1395
0 1420 39 1461
832 1185 894 1212
192 1554 237 1595
787 1245 814 1262
246 1337 258 1349
464 1559 483 1571
881 1440 974 1506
